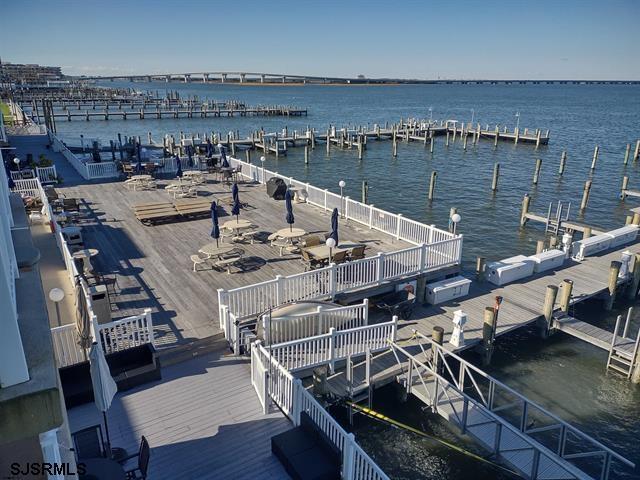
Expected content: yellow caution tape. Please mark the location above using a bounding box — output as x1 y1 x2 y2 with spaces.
345 401 522 478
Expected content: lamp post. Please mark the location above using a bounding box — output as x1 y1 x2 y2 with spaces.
326 237 336 264
260 155 266 184
13 157 21 178
515 112 520 131
451 213 461 235
338 180 346 218
49 287 65 327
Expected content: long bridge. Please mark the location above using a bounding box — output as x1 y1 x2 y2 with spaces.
76 71 640 85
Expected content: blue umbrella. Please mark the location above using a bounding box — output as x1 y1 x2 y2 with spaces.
211 201 220 247
220 145 229 168
206 139 213 157
330 208 339 246
285 189 295 231
231 183 241 221
175 155 183 178
186 145 193 168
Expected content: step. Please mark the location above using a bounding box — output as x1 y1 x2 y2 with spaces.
156 333 228 367
610 355 632 367
607 363 632 375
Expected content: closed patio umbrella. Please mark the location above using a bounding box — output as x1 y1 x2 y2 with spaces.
75 277 92 361
285 189 294 231
219 144 229 168
186 145 193 168
211 201 220 247
89 342 118 456
206 139 213 157
330 208 339 246
175 155 183 178
231 183 241 221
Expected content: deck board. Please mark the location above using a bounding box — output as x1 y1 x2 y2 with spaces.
67 350 291 480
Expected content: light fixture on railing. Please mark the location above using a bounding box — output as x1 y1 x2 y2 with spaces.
338 180 346 218
451 213 461 235
49 287 65 327
326 237 336 263
260 156 266 184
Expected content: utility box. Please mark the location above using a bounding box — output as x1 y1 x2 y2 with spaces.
88 284 111 325
487 255 535 286
606 226 638 248
425 276 471 305
572 234 612 261
528 249 565 273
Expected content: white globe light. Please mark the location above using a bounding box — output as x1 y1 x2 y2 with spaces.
13 157 20 165
325 237 336 248
49 287 65 303
451 213 462 223
217 143 223 149
260 156 266 163
338 180 346 188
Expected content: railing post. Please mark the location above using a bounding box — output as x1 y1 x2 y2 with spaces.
292 378 303 426
329 263 337 299
419 242 427 271
324 189 328 212
531 449 540 479
376 252 385 284
342 433 356 480
344 196 350 221
368 204 374 229
143 308 154 345
275 275 284 305
396 213 403 240
329 327 336 373
391 315 398 341
261 368 270 414
363 298 369 325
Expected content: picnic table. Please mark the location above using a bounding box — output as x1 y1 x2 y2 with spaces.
276 227 306 240
305 244 349 262
223 219 252 233
72 248 99 273
198 244 235 258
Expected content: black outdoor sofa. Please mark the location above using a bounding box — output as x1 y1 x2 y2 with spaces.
271 411 341 480
60 343 161 408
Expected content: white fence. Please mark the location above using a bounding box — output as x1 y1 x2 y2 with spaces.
228 155 459 246
10 166 58 184
51 323 88 367
5 124 47 135
262 300 369 344
218 239 460 334
251 338 389 480
11 178 42 198
50 134 119 180
268 318 396 373
98 309 154 354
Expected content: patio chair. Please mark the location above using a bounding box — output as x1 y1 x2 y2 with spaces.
72 424 105 460
331 250 348 264
301 249 322 271
301 235 321 248
122 163 134 178
213 255 242 274
272 239 290 257
220 227 235 243
349 245 366 261
190 254 208 272
119 436 150 479
241 230 258 244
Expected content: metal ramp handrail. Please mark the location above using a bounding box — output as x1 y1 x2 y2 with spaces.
397 331 634 479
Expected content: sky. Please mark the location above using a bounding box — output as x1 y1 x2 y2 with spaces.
2 0 639 80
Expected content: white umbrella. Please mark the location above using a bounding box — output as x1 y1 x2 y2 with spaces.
89 342 118 455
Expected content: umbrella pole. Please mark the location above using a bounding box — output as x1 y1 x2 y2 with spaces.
103 411 112 458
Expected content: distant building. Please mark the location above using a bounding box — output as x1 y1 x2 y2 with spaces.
0 60 64 86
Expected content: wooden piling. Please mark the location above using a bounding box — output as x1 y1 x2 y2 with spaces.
624 143 631 165
476 257 486 281
463 134 468 151
559 150 566 175
533 158 542 185
605 261 622 310
591 145 599 170
494 126 499 147
634 140 640 161
428 171 437 201
392 136 398 157
540 285 559 338
326 129 330 154
583 227 592 239
559 279 574 313
621 176 629 199
429 136 434 154
358 137 363 160
481 307 497 366
633 213 640 226
536 240 545 254
304 145 309 164
491 163 500 192
362 181 368 204
520 194 531 226
580 180 592 210
445 131 450 147
627 253 640 299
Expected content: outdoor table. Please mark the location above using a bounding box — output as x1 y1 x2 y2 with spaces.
223 219 252 233
305 244 349 262
79 457 126 480
72 248 99 273
198 243 235 259
275 227 307 252
130 174 152 181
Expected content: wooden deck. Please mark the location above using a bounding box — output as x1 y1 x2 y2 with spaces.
55 174 410 347
553 315 636 357
67 350 291 480
393 242 639 350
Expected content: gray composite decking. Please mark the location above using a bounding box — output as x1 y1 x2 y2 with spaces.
67 350 291 480
51 166 410 347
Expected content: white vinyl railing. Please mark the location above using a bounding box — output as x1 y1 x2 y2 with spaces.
50 133 120 180
10 165 58 184
262 300 369 344
267 318 396 373
251 340 389 480
51 323 87 367
85 161 119 179
228 155 459 247
11 178 42 198
98 309 154 354
218 239 459 335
